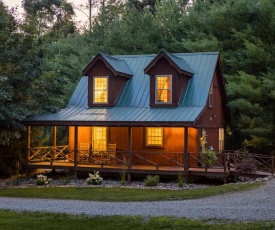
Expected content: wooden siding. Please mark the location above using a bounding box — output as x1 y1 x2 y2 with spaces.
68 126 198 166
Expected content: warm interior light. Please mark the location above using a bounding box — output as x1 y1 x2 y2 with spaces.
156 76 171 103
94 77 108 103
147 127 163 146
93 127 107 152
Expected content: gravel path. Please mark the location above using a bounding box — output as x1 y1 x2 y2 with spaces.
0 178 275 221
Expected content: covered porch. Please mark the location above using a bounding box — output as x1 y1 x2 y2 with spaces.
26 125 274 180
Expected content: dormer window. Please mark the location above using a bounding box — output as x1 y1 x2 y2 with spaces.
144 50 193 107
93 77 108 103
156 75 171 103
82 53 133 107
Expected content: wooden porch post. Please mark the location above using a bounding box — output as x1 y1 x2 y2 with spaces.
127 127 132 169
26 126 31 179
74 126 79 180
127 126 132 182
184 126 189 172
52 126 57 160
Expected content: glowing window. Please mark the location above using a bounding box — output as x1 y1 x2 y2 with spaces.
219 128 224 152
156 75 171 103
146 127 163 146
92 127 107 152
93 77 108 103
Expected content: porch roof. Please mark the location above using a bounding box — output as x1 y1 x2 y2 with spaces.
25 106 203 126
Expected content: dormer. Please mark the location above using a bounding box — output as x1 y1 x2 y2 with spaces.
144 50 193 107
82 53 133 107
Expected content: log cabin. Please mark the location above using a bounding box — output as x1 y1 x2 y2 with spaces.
24 50 231 180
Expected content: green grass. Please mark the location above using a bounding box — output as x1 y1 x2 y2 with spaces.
0 210 274 230
0 183 261 201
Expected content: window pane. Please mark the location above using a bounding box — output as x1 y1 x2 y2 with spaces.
146 127 163 146
94 77 108 103
93 127 107 151
156 76 171 103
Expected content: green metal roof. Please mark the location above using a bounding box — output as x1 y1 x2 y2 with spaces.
26 52 220 126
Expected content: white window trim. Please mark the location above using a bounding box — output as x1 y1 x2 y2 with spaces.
155 75 172 104
146 127 164 147
93 76 108 104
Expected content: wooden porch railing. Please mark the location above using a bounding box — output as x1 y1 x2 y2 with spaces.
29 145 73 163
28 146 275 175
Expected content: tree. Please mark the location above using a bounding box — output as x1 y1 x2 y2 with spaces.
23 0 76 41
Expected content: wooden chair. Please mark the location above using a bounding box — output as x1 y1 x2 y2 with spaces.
108 143 116 163
100 143 116 163
79 142 90 164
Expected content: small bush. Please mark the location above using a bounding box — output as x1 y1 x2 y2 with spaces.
236 159 257 173
120 168 127 186
177 172 184 188
200 149 217 166
36 175 52 185
86 171 103 185
144 175 160 186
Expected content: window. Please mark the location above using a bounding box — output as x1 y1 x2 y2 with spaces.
93 77 108 103
146 127 163 147
209 82 213 107
155 75 171 103
219 128 224 152
92 127 107 152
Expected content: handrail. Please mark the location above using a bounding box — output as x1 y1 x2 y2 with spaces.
28 146 275 175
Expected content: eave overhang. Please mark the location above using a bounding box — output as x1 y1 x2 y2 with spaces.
82 52 133 78
144 50 194 77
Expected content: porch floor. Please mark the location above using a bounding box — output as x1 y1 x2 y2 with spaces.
26 162 271 179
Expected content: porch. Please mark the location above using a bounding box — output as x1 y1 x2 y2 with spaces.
26 145 275 180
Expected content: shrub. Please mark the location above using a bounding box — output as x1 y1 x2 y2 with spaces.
36 175 52 185
177 172 184 188
86 171 103 185
200 149 217 166
236 159 257 173
120 168 127 186
144 175 160 186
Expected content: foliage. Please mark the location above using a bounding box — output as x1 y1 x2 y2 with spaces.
36 174 52 185
120 168 127 185
177 172 184 188
23 0 76 41
86 171 103 185
144 175 160 186
236 159 258 173
200 149 217 166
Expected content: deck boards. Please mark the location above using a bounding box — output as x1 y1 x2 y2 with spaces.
27 162 271 178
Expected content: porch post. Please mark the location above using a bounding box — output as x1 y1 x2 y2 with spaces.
127 127 132 169
52 126 57 160
184 126 189 172
26 126 31 179
74 126 79 180
127 126 132 182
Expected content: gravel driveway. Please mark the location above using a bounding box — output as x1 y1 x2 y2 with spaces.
0 178 274 221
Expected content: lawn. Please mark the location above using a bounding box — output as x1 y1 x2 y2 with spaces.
0 182 262 201
0 210 274 230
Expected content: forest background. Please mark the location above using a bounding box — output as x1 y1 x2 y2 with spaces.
0 0 274 177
